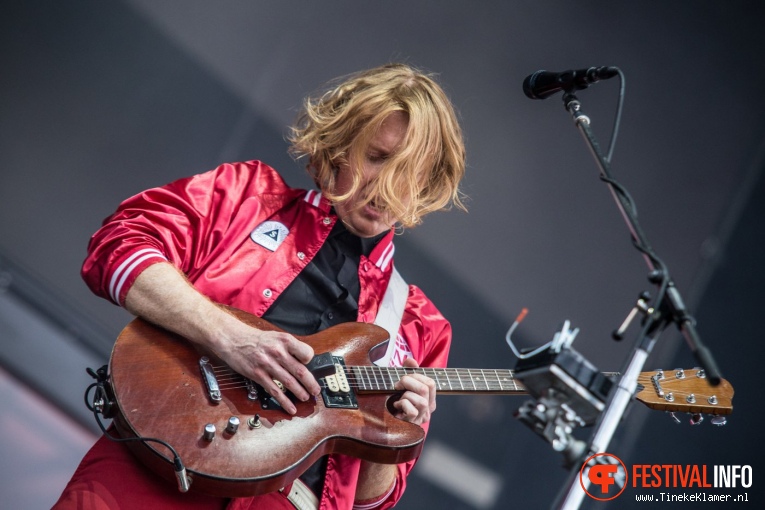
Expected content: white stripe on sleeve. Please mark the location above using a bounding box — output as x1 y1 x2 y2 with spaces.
108 248 166 304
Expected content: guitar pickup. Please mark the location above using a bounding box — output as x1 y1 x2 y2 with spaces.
319 357 357 409
324 364 350 394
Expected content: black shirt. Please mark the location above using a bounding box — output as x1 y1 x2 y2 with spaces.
261 219 387 496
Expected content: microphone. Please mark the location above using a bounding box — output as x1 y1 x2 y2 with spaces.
523 67 618 100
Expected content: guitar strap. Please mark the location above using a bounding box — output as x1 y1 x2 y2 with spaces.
372 266 408 367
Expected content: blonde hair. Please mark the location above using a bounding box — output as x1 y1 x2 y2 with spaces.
288 63 466 228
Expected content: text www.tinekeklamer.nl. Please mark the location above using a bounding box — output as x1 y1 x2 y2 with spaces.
630 464 752 503
634 492 749 502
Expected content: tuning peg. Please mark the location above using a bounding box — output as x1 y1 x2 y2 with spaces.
710 416 727 426
690 413 704 426
668 412 681 424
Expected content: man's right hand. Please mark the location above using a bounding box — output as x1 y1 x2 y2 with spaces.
214 325 321 415
124 262 321 415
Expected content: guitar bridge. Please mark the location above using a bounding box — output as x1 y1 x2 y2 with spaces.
199 357 221 402
320 356 357 409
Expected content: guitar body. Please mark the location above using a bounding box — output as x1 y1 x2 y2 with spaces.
109 309 424 497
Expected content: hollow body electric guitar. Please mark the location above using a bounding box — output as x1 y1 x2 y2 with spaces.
104 308 734 497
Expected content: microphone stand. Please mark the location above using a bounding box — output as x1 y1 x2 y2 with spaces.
550 92 723 510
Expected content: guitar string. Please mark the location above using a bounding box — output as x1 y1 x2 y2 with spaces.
208 365 725 406
209 364 521 391
634 375 722 391
209 364 722 399
634 376 726 403
211 364 619 384
210 365 519 381
212 376 520 391
210 365 516 377
214 377 721 397
209 382 726 414
210 364 706 386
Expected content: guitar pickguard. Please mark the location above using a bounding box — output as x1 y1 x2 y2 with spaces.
254 383 292 411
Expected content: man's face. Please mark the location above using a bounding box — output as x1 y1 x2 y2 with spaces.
333 111 409 238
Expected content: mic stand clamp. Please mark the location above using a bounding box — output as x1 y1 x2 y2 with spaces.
507 321 616 470
515 392 587 469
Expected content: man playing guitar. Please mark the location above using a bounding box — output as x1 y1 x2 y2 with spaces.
54 63 467 510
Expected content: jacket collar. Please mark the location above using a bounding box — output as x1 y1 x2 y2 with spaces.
369 229 395 271
304 190 395 272
303 189 332 213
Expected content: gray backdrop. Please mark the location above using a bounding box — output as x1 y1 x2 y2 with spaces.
1 1 763 508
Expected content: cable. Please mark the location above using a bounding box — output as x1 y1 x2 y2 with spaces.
605 68 626 164
84 367 192 492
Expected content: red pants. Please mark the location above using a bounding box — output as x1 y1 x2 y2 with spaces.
53 434 294 509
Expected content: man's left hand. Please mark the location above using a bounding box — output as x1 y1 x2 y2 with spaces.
392 357 437 425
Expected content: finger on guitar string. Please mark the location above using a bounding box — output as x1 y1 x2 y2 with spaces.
393 357 437 425
266 362 319 413
395 375 436 408
250 366 298 415
272 341 323 400
402 357 437 408
393 396 421 422
216 326 320 413
260 336 320 395
393 389 432 424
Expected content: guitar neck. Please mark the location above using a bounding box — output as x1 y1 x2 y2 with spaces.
348 366 528 395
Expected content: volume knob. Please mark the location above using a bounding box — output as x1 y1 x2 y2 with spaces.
226 416 240 434
203 423 216 441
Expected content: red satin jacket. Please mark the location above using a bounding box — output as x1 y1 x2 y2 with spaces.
80 160 452 510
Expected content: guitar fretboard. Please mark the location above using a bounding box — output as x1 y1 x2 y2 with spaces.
348 366 526 395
